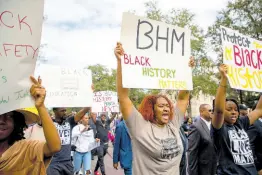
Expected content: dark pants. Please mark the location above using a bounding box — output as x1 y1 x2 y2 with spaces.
94 144 108 175
124 167 132 175
47 161 74 175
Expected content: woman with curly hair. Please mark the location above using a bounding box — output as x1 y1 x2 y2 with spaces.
0 76 61 175
212 64 262 175
114 42 194 175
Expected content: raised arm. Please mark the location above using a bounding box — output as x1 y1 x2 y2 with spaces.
212 64 227 129
176 57 194 115
248 95 262 125
176 90 190 115
115 42 133 120
30 76 61 157
109 112 118 124
74 107 90 123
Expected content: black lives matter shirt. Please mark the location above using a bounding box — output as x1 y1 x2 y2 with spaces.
211 116 257 175
51 116 77 163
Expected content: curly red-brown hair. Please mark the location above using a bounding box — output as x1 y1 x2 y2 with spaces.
138 94 174 123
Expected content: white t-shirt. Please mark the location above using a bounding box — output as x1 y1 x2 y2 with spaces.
24 124 45 142
72 124 99 153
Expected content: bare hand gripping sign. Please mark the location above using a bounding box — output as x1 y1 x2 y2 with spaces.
0 0 44 114
120 13 192 90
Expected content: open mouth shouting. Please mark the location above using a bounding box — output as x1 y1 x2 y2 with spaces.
162 113 169 121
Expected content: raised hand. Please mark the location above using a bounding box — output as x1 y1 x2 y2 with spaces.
219 64 228 78
188 56 195 68
114 42 124 60
91 84 95 92
30 76 46 108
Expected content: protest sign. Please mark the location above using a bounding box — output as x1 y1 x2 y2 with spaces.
92 91 119 112
35 64 93 107
221 26 262 92
0 0 44 114
120 12 192 90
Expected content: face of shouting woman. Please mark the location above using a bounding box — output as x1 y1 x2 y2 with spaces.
154 97 171 126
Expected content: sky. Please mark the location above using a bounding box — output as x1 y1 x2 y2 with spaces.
39 0 229 69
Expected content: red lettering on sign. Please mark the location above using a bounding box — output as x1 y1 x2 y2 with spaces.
123 54 151 67
18 14 32 35
0 11 33 35
0 43 39 59
3 44 13 56
233 45 262 70
0 11 14 28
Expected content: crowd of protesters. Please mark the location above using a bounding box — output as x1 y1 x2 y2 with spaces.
1 43 262 175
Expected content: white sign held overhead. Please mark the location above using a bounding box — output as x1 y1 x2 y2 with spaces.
92 91 119 113
0 0 45 114
36 64 93 107
120 12 192 90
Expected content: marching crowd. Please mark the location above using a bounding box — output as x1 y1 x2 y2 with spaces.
1 42 262 175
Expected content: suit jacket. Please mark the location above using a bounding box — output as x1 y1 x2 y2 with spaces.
187 118 217 175
113 121 132 169
179 126 188 175
247 119 262 171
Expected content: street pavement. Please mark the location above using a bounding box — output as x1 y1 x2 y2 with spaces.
91 144 124 175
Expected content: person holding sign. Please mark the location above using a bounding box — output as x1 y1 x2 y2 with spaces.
47 106 91 175
211 64 262 175
115 42 194 175
0 76 61 175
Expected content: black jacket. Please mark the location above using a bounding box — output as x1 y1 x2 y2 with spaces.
247 119 262 171
187 118 217 175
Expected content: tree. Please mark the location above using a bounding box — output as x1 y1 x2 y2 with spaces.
88 64 116 91
207 0 262 107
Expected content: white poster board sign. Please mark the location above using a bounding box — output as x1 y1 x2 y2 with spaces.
0 0 44 114
221 26 262 92
36 64 93 107
120 12 192 90
92 91 119 112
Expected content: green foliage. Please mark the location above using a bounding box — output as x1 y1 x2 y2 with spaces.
207 0 262 61
207 0 262 106
88 64 116 91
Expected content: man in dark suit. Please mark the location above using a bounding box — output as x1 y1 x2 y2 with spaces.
113 119 132 175
187 104 217 175
248 117 262 175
